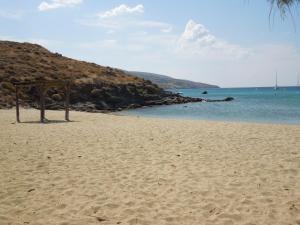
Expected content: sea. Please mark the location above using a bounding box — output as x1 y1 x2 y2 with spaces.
121 87 300 125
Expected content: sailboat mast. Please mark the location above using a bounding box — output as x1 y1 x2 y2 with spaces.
275 72 278 90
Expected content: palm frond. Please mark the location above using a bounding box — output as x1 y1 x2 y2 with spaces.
269 0 300 18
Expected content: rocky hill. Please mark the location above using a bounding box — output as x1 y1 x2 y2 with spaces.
0 41 201 112
126 71 219 89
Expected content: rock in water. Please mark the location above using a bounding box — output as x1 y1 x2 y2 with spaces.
205 97 235 102
224 97 234 101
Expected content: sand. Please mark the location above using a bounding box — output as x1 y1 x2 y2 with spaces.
0 109 300 225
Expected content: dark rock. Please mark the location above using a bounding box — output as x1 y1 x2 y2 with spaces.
9 77 19 83
95 101 109 110
90 88 103 98
127 104 141 109
54 53 62 57
205 97 235 102
1 82 14 91
202 91 208 94
45 97 53 104
224 97 234 101
52 94 62 101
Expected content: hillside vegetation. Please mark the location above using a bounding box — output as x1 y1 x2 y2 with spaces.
0 41 201 111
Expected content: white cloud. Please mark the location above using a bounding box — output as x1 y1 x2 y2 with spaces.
80 4 172 33
81 17 172 33
99 4 144 18
178 20 249 59
0 10 23 20
38 0 83 11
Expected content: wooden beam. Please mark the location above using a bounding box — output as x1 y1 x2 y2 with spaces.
65 83 70 121
11 79 73 123
39 85 45 123
15 86 20 123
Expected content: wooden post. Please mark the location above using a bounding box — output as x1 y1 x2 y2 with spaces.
15 85 20 123
39 85 45 123
65 82 70 121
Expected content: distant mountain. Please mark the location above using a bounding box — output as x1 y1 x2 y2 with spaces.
126 71 219 89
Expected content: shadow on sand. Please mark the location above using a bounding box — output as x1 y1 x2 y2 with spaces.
16 120 78 124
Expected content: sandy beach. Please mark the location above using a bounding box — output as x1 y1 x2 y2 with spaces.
0 109 299 225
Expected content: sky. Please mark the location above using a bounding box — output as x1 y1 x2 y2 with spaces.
0 0 300 87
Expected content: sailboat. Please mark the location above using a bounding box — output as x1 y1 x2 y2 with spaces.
274 72 278 90
297 73 300 88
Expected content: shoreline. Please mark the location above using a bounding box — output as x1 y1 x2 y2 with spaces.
4 106 300 126
116 111 300 127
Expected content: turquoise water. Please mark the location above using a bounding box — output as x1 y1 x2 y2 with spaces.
121 87 300 125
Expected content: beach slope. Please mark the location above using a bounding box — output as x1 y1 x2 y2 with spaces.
0 109 299 225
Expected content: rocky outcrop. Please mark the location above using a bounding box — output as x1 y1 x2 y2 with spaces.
0 41 233 112
0 41 206 111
